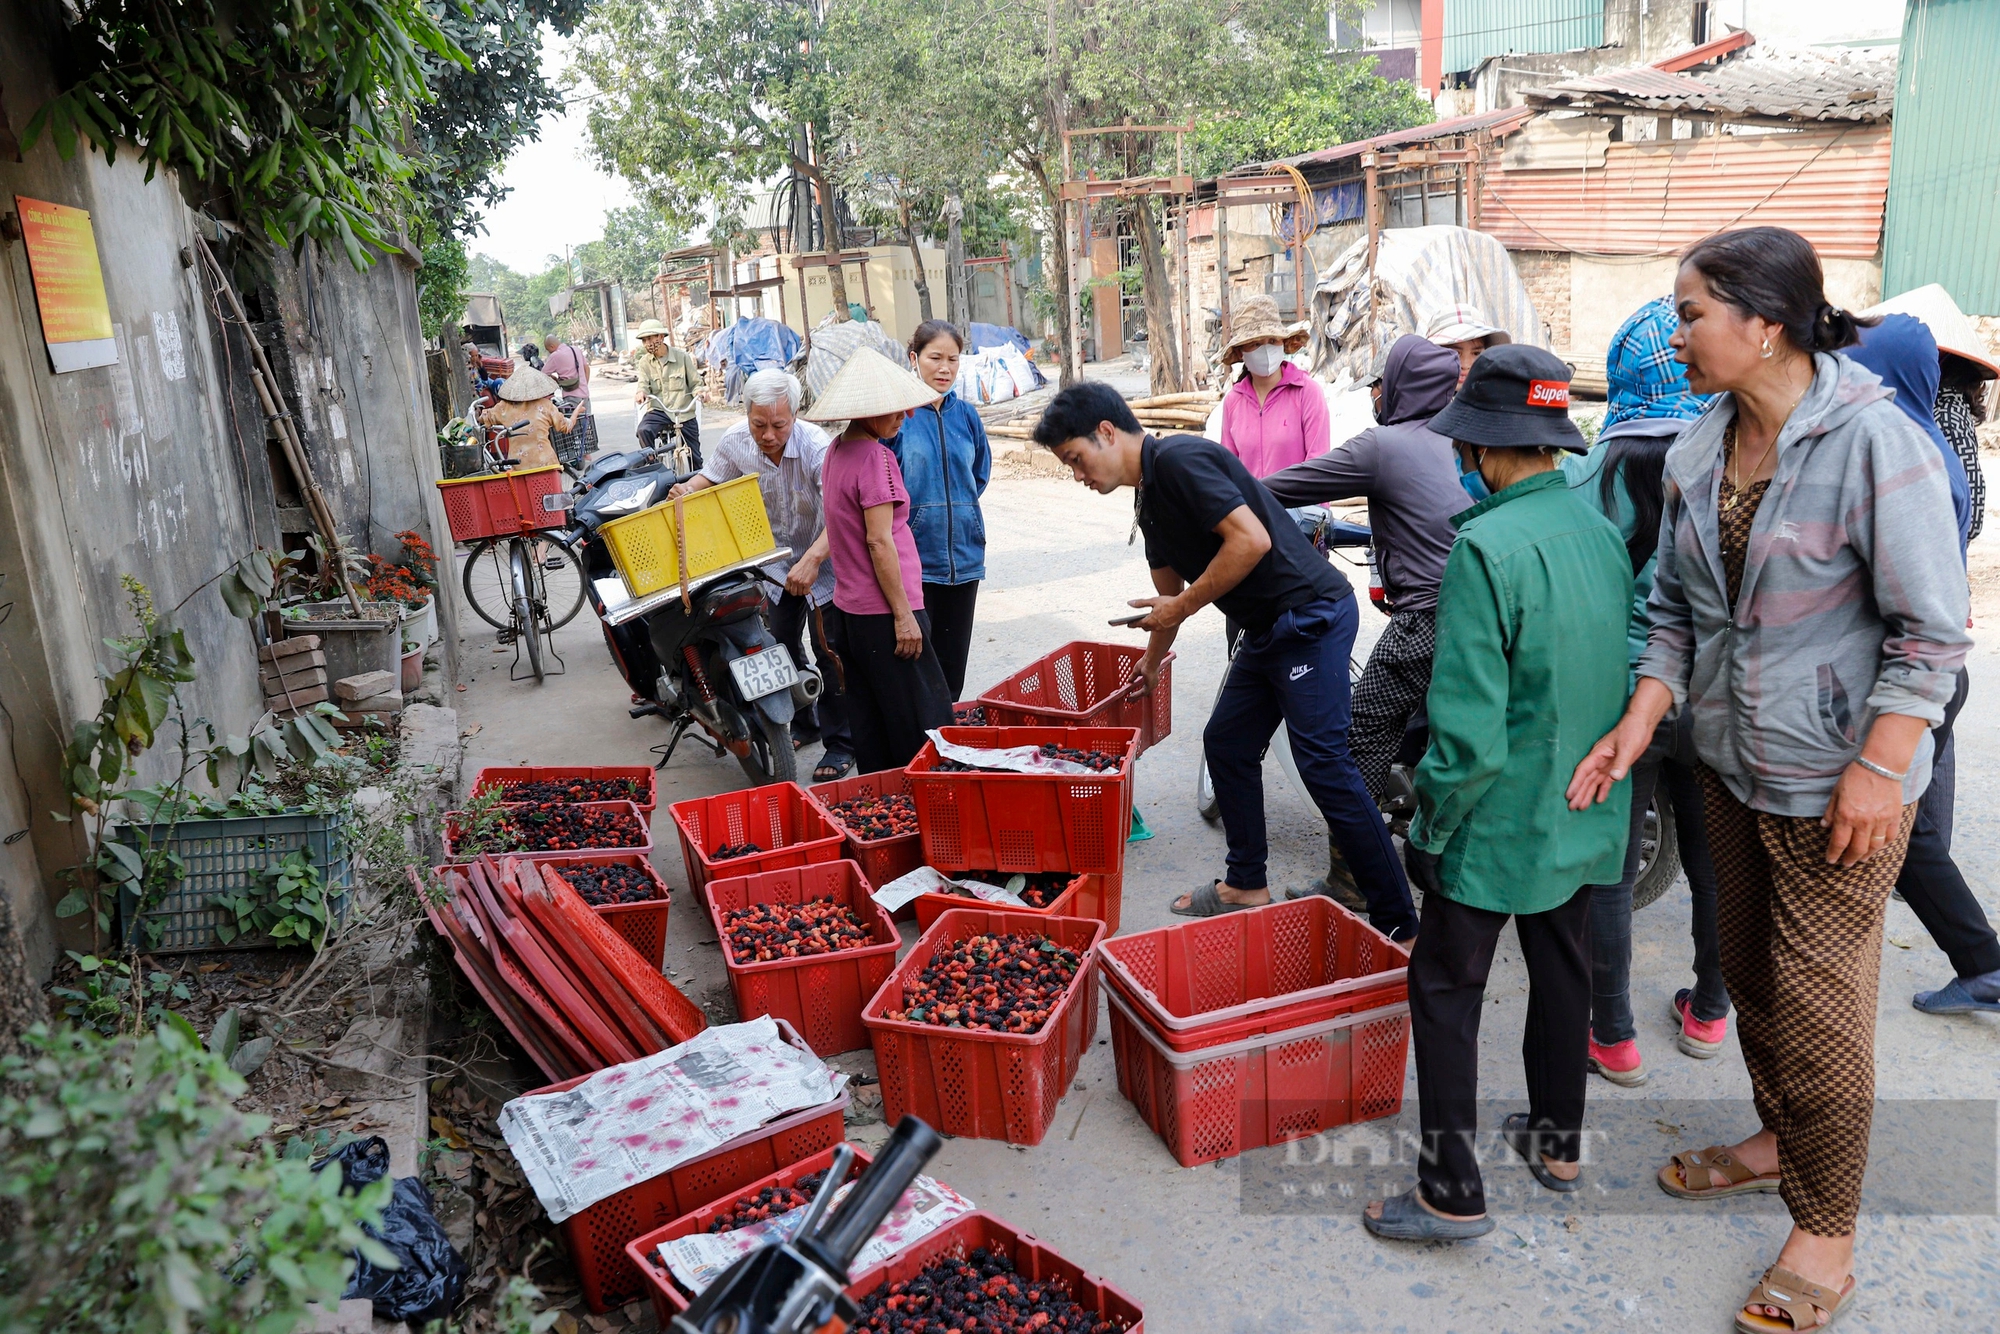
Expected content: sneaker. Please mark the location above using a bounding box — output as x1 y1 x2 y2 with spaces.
1587 1037 1648 1087
1672 988 1729 1058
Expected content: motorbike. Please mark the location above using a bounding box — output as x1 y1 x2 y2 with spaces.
1192 509 1683 910
562 448 821 786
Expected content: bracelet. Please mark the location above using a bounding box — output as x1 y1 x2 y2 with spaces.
1853 755 1908 783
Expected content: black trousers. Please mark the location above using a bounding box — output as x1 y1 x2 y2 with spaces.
1896 669 2000 978
1410 884 1592 1216
921 581 980 701
637 410 702 468
767 592 852 761
830 606 954 775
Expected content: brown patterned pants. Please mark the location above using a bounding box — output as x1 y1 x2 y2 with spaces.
1698 766 1916 1237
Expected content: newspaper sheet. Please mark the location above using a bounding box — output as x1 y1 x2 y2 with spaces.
658 1174 976 1296
924 730 1106 776
499 1016 846 1222
871 866 1029 915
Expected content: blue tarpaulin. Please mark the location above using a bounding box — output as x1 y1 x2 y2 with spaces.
966 322 1031 354
700 317 803 401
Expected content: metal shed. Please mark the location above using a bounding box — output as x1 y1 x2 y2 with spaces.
1883 0 2000 314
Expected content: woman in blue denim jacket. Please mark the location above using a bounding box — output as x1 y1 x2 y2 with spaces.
891 321 992 699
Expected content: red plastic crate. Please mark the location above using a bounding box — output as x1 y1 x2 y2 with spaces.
472 764 659 814
905 727 1140 876
844 1212 1145 1332
436 464 567 544
442 799 651 863
1107 984 1410 1168
976 641 1174 757
1096 897 1408 1052
526 1020 850 1313
704 860 900 1057
536 852 671 968
669 782 845 896
861 908 1104 1146
625 1144 875 1325
911 871 1122 937
806 768 923 894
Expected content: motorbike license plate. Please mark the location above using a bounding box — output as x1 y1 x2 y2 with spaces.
728 645 799 701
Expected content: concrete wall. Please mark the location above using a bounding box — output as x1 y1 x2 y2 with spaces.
0 0 457 974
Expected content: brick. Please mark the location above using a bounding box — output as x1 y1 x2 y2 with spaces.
264 682 330 708
335 670 397 702
260 648 327 680
343 693 403 715
259 634 321 661
261 667 328 696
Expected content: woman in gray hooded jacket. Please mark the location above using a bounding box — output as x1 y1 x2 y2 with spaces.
1568 227 1970 1334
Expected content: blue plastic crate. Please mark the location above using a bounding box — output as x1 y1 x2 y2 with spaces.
114 811 353 952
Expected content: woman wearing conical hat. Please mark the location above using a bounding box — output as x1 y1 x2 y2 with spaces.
478 364 581 471
803 347 954 772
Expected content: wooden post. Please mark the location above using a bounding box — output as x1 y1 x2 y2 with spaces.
1174 200 1194 390
854 251 874 319
1215 194 1232 349
1001 241 1017 328
1364 153 1382 361
1062 134 1083 384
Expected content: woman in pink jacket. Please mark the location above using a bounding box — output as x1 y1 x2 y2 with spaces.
1218 295 1328 477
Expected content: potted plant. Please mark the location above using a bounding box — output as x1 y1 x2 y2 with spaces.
367 531 440 649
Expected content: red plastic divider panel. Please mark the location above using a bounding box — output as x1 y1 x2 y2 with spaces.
412 868 585 1081
536 852 672 969
976 641 1174 757
442 799 652 863
911 871 1122 937
501 858 675 1053
625 1144 876 1325
472 764 659 814
669 782 844 896
805 768 924 894
843 1213 1145 1332
905 727 1139 876
525 860 707 1046
525 1022 849 1312
1107 984 1410 1168
861 907 1104 1146
705 860 899 1057
1096 896 1408 1052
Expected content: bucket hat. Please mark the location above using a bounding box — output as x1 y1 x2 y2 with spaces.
1221 295 1309 365
801 346 939 423
1861 284 1998 380
496 364 560 403
631 319 671 340
1428 344 1585 452
1424 304 1512 348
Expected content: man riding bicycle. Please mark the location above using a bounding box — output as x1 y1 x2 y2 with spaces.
632 318 703 467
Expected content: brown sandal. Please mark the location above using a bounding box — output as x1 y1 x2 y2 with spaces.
1733 1266 1856 1332
1657 1146 1782 1199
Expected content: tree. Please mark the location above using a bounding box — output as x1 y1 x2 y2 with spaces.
574 205 688 299
1194 55 1433 177
572 0 855 312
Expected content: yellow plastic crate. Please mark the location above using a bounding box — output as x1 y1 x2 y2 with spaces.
598 473 778 597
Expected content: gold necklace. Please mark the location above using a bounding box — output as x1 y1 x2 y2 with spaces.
1721 373 1810 510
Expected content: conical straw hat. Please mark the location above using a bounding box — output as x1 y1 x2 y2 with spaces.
802 346 940 422
497 364 561 402
1861 284 1998 379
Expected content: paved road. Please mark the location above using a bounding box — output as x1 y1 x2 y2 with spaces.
455 463 2000 1332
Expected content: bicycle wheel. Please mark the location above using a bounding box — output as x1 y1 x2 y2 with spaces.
463 534 586 631
510 539 545 683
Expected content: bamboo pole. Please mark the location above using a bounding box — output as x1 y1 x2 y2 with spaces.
195 236 365 618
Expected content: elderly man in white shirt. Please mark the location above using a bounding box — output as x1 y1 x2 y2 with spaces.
668 368 852 778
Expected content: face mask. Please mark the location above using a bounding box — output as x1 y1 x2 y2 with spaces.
1457 450 1491 502
1243 344 1285 377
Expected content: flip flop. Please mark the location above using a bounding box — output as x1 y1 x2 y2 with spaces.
1171 881 1258 917
1912 977 2000 1015
812 753 853 783
1502 1113 1582 1192
1361 1187 1494 1242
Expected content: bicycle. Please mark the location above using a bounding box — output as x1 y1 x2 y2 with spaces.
452 417 578 683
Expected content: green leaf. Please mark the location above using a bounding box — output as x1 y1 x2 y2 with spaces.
218 571 261 620
99 838 145 884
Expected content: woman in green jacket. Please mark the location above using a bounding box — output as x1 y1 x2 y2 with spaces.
1364 345 1634 1242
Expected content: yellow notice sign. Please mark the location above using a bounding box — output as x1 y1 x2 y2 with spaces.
15 195 117 372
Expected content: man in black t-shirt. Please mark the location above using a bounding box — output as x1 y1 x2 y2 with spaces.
1034 383 1417 938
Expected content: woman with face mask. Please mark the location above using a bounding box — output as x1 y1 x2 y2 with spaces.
1218 296 1327 479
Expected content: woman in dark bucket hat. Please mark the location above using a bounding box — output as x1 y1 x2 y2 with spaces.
1365 344 1637 1240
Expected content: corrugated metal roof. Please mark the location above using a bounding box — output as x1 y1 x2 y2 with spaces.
1478 124 1892 258
1883 0 2000 314
1528 50 1897 123
1442 0 1604 77
1273 107 1534 170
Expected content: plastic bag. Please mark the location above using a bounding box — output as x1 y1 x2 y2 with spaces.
315 1136 469 1323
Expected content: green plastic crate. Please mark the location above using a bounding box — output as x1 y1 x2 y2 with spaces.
113 811 353 953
